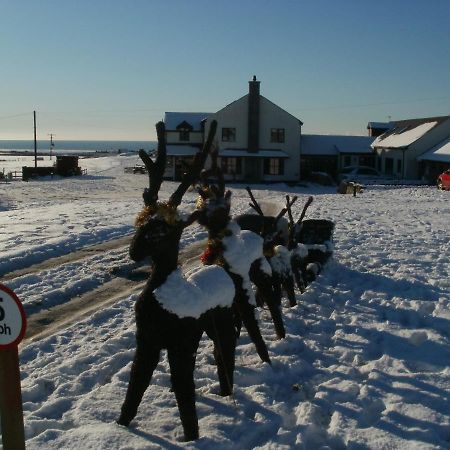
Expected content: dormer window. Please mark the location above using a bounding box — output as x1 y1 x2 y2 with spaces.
176 120 193 142
179 129 190 141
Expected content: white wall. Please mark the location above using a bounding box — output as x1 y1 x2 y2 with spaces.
260 97 301 181
203 93 302 182
205 96 249 150
166 131 203 145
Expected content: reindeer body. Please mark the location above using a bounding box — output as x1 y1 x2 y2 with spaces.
196 186 272 364
119 120 237 441
236 210 296 317
291 219 335 286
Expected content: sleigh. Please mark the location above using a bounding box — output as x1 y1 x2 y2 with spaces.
296 219 334 265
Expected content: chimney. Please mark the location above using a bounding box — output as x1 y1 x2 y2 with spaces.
248 75 260 153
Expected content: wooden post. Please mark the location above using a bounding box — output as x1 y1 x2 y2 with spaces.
33 110 37 169
0 347 26 450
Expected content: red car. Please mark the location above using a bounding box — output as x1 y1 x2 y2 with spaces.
437 169 450 190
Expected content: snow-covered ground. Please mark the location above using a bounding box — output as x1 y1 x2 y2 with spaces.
1 154 449 449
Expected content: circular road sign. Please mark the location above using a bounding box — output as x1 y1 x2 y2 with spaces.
0 284 27 349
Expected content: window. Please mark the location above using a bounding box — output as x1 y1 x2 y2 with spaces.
222 128 236 142
270 128 285 143
264 158 284 175
397 159 402 174
221 157 242 175
179 129 190 141
343 156 351 167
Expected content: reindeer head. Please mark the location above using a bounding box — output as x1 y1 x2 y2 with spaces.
135 120 218 259
244 187 293 255
195 146 232 234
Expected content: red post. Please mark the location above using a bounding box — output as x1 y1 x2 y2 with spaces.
0 347 26 450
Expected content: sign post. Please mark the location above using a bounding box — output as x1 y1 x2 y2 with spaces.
0 284 27 450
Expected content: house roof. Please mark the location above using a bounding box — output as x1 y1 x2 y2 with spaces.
219 148 289 158
367 122 392 130
165 146 290 158
301 134 375 156
417 136 450 163
212 94 303 125
166 145 200 156
164 112 211 131
371 115 450 149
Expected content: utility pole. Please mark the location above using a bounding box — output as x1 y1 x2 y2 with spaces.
33 111 37 168
48 133 55 160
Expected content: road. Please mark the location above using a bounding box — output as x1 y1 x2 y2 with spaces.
0 236 206 346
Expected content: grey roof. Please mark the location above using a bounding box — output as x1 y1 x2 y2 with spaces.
301 134 375 156
418 136 450 163
372 115 450 149
164 112 211 131
166 145 200 156
212 94 303 125
367 122 393 129
219 149 289 158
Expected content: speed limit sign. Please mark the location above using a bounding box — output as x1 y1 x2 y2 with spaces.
0 284 26 349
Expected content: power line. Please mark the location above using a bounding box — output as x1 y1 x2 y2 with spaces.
0 112 31 120
291 95 450 112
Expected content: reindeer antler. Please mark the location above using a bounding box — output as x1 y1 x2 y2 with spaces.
140 121 167 207
198 144 226 200
246 186 264 216
296 196 314 225
168 120 218 207
285 195 298 249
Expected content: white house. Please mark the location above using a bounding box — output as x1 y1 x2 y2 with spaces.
371 115 450 180
164 112 211 180
164 77 303 183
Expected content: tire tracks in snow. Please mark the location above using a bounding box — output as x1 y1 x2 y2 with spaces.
17 239 206 345
1 235 133 283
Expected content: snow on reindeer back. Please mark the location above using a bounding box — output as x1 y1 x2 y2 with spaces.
154 265 234 319
270 245 293 276
222 221 264 305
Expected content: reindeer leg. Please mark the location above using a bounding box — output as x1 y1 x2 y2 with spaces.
168 343 200 441
283 275 297 307
203 307 237 396
231 277 271 365
272 274 283 307
238 300 271 364
291 257 306 292
249 262 285 339
117 337 160 426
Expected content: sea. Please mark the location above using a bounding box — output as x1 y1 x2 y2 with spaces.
0 140 158 155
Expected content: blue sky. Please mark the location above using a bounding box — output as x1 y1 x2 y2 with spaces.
1 0 449 140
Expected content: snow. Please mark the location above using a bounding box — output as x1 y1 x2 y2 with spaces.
269 245 293 277
1 154 450 449
372 121 438 149
154 265 234 318
222 221 265 306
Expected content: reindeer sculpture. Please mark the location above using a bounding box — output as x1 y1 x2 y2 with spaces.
236 188 298 311
118 120 237 441
285 195 335 287
195 154 272 364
